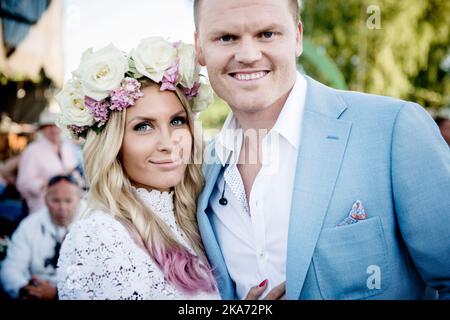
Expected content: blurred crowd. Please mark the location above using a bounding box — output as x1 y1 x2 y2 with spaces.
0 107 448 300
0 110 86 300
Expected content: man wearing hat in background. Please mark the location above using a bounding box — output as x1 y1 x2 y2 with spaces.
16 109 79 214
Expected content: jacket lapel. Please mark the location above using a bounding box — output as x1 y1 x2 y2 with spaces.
197 155 236 299
286 76 352 299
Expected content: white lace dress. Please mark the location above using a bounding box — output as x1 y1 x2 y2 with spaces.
56 188 221 300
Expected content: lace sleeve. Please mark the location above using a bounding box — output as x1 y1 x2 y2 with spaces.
57 213 150 300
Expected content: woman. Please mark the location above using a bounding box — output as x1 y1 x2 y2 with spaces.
55 37 272 300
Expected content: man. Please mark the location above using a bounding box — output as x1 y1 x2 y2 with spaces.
0 175 82 299
194 0 450 299
17 109 78 214
435 115 450 146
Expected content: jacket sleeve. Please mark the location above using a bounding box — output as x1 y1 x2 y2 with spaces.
0 221 33 298
391 102 450 300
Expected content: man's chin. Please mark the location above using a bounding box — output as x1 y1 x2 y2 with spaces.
54 219 69 227
231 100 273 114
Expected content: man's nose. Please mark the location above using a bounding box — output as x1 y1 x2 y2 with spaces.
58 203 68 212
52 207 64 218
234 37 262 65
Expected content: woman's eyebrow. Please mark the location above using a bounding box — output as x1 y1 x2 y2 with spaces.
127 110 187 125
127 116 155 125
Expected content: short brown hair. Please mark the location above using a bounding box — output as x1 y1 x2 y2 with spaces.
193 0 301 30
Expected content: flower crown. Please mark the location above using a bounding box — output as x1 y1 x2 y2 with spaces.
56 37 213 139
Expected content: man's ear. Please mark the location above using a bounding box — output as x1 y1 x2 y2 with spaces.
195 32 206 66
295 21 303 57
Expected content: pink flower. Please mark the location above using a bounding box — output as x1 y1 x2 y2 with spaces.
85 97 110 127
110 78 144 111
183 81 201 101
67 125 88 138
172 41 182 49
160 62 179 92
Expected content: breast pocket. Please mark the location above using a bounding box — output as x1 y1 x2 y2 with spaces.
312 216 390 300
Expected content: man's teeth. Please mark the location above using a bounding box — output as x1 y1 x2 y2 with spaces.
233 72 267 81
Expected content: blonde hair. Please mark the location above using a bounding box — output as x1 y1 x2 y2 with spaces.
82 81 216 294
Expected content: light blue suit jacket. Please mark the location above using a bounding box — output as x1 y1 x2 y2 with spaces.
197 76 450 300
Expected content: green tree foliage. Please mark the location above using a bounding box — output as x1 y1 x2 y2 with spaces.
199 95 230 133
301 0 450 109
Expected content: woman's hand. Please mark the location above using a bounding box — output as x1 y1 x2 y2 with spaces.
244 280 286 300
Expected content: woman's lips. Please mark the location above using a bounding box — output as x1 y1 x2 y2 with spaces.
149 160 182 170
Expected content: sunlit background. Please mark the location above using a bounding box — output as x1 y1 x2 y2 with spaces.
1 0 449 301
1 0 449 155
63 0 195 81
61 0 228 136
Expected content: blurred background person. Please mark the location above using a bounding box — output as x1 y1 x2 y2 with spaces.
0 174 83 300
16 109 79 214
0 154 21 194
0 154 27 280
435 115 450 147
0 154 26 223
66 138 86 191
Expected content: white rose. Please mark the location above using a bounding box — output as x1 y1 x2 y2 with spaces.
177 43 200 88
192 80 214 112
55 79 95 128
74 44 128 101
132 37 177 83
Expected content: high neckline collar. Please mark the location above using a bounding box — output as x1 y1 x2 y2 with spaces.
133 187 174 214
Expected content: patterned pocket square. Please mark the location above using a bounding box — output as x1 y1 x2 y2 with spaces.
336 200 367 227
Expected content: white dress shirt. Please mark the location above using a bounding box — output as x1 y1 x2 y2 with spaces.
209 72 307 299
0 207 71 298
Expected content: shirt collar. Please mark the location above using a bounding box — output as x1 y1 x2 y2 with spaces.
271 72 307 149
215 114 243 166
215 72 307 166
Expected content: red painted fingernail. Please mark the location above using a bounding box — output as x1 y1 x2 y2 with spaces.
259 279 268 287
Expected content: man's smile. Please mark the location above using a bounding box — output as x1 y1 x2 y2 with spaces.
228 70 270 82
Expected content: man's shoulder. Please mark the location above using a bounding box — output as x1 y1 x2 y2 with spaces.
329 88 426 127
304 76 414 122
336 88 409 114
336 90 435 139
17 209 47 229
11 209 47 241
20 140 41 157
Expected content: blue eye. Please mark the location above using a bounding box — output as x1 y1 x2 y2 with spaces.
262 32 275 39
220 35 235 43
134 122 152 132
171 117 187 127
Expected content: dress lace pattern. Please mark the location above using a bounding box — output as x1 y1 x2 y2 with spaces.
57 189 221 300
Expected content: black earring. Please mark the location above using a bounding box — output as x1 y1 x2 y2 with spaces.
219 179 228 206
